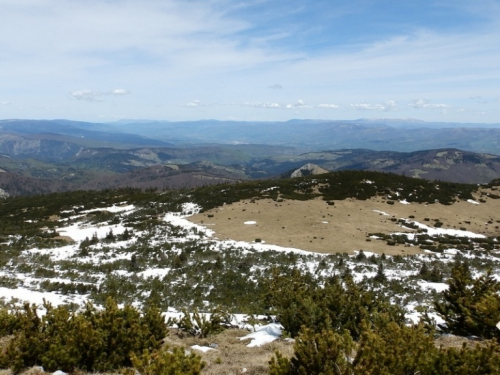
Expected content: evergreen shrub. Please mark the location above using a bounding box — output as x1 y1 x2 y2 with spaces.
124 347 205 375
435 262 500 339
0 298 167 373
270 322 500 375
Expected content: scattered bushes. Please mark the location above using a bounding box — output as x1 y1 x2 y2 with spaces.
270 322 500 375
265 268 404 339
0 298 167 373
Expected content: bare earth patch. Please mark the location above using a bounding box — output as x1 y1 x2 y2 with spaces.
165 328 294 375
189 191 500 255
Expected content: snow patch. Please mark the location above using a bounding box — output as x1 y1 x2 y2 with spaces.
191 345 214 352
240 323 282 347
373 210 390 216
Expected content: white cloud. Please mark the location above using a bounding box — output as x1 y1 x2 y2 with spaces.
1 1 499 122
456 108 485 116
350 100 398 111
317 103 339 109
69 90 103 102
408 99 449 109
185 100 201 107
243 102 281 109
285 99 309 109
111 89 130 96
243 99 309 109
0 101 11 106
69 89 131 102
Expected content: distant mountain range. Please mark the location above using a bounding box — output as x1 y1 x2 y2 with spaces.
103 118 500 153
1 118 500 196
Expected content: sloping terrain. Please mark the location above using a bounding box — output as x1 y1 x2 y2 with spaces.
0 119 172 150
189 171 500 255
259 148 500 184
1 171 500 373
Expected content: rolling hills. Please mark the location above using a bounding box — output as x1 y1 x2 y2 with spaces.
2 118 500 197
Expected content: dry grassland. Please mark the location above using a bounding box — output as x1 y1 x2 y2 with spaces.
165 328 294 375
189 189 500 255
0 329 293 375
1 331 483 375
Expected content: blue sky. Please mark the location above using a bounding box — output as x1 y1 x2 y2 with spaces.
0 0 499 123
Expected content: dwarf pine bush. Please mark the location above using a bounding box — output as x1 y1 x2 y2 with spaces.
124 347 205 375
270 322 500 375
265 268 404 338
435 262 500 339
0 298 167 373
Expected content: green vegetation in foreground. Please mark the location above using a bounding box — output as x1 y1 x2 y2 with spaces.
0 171 499 373
1 262 500 373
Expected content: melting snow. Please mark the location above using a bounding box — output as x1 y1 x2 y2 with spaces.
191 345 214 352
81 204 136 214
394 220 486 239
240 323 283 347
373 210 390 216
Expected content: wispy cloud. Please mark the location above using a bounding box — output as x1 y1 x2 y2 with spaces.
0 101 11 106
317 103 339 109
243 101 281 109
408 99 449 109
1 1 499 122
350 101 398 111
69 89 130 102
69 90 104 102
111 89 130 96
285 99 309 109
184 100 201 107
456 108 485 116
242 99 309 109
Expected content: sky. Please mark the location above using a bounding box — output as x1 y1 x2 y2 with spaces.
0 0 499 123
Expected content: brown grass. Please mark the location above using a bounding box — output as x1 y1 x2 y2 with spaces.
434 334 489 349
164 328 294 375
0 331 494 374
189 189 500 255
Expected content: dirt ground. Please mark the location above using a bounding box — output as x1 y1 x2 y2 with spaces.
0 329 293 375
189 190 500 255
165 328 294 375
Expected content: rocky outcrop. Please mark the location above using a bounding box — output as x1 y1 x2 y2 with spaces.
0 187 10 198
290 163 329 178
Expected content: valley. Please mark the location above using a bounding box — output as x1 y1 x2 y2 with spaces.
1 120 500 374
2 119 500 198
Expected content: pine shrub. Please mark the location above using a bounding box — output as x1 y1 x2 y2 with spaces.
266 269 404 339
173 307 231 338
435 262 500 339
270 322 500 375
124 347 205 375
269 327 354 375
0 298 167 373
